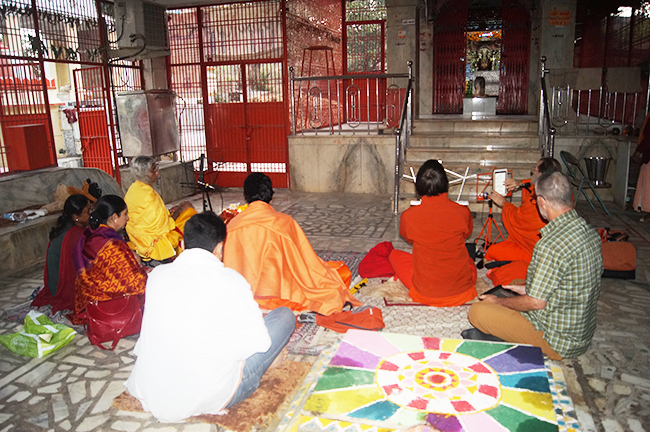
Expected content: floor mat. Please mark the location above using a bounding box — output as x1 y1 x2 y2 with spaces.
285 322 328 356
113 360 312 432
278 330 570 432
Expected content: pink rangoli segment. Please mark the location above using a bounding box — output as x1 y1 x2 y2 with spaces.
375 350 501 415
343 329 403 358
409 352 426 361
468 363 492 374
423 337 442 350
479 385 499 398
379 361 400 371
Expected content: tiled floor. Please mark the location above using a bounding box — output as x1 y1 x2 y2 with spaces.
0 189 649 432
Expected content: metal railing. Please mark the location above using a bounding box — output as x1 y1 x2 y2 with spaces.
393 62 413 214
539 56 556 158
289 66 412 135
550 85 642 135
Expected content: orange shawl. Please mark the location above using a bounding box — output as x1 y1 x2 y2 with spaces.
223 201 360 315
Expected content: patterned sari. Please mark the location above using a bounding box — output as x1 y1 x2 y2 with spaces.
73 225 147 322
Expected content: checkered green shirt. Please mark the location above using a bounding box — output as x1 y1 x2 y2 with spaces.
523 209 603 358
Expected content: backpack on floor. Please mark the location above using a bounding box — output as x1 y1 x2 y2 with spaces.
601 241 636 279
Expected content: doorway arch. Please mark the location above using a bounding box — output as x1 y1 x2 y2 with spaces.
432 0 531 114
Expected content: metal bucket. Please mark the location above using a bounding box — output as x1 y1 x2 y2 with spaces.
584 157 611 186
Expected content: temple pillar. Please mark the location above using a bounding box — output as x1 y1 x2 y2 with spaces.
386 0 418 111
539 0 577 69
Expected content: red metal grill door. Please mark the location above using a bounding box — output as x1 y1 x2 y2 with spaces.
206 65 248 186
73 67 121 182
0 62 56 174
433 0 468 114
206 62 288 188
497 0 530 114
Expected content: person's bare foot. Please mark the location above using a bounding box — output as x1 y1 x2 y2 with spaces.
269 347 288 369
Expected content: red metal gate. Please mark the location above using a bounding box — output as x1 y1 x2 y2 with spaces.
201 0 288 188
206 62 286 187
0 62 57 173
433 0 468 114
497 0 530 114
73 67 121 182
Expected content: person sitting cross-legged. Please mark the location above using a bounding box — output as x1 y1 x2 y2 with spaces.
124 156 197 266
486 157 562 263
223 172 360 315
463 172 603 360
483 157 562 286
126 211 296 422
389 159 478 307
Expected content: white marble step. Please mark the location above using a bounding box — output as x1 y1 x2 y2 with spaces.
405 148 541 165
409 133 539 148
413 116 538 134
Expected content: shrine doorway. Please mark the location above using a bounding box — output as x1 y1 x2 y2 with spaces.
432 0 530 115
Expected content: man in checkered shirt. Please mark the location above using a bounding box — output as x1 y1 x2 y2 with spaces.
464 171 603 360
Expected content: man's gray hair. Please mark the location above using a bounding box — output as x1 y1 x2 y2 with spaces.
535 171 573 209
132 156 157 183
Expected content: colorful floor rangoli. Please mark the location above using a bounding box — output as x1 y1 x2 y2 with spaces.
282 330 559 432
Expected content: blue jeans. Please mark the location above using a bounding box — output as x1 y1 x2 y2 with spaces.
226 307 296 408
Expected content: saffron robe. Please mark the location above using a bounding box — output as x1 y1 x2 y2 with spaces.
223 201 360 315
73 225 147 321
394 193 477 306
124 180 196 261
32 225 85 314
485 180 545 263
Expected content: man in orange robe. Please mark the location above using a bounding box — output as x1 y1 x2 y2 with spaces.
223 173 360 316
485 158 561 285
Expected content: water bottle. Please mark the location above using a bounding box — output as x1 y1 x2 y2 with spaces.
3 212 27 222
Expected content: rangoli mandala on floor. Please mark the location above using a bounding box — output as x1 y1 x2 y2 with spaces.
285 330 559 432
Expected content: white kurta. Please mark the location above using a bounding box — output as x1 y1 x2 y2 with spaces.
126 248 271 422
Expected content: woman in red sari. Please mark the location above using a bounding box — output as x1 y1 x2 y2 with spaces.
73 195 147 322
32 194 91 313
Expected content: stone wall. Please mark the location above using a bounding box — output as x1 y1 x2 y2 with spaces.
0 167 122 215
289 135 396 194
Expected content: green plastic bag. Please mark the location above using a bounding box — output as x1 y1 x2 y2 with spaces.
0 310 76 358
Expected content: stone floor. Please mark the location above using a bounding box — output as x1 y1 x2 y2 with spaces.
0 189 649 432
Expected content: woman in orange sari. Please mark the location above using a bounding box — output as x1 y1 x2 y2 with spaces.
389 160 477 306
32 194 91 313
73 195 147 322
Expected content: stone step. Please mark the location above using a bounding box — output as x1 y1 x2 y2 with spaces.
405 148 541 166
413 116 538 134
409 133 539 148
